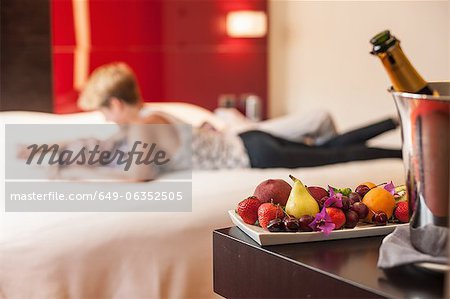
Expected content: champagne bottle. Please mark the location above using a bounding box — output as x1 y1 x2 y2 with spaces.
372 31 449 256
370 30 435 95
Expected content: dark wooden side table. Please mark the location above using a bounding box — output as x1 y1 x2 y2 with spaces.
213 227 444 299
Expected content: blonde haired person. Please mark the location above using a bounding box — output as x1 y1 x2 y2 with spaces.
56 63 183 181
68 62 401 179
79 62 159 124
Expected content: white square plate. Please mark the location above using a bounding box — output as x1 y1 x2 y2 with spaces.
229 210 408 246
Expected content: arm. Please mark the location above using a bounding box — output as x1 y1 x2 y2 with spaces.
17 127 127 162
52 164 158 182
54 124 178 182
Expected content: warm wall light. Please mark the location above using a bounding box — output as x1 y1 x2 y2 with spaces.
226 11 267 38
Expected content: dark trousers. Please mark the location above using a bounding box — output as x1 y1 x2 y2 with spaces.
238 118 402 168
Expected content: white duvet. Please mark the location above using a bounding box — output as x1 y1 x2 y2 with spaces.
0 160 405 299
0 107 404 299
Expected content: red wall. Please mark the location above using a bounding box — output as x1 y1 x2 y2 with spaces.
51 0 268 116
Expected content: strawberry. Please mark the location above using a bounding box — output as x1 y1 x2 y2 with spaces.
325 207 346 230
237 196 261 225
394 201 409 223
258 203 285 229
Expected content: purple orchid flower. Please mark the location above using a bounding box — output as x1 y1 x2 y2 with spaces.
324 186 343 208
309 207 336 235
384 181 395 195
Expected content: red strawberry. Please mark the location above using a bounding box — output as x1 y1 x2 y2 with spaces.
258 203 285 229
325 207 346 230
394 201 409 223
237 196 261 225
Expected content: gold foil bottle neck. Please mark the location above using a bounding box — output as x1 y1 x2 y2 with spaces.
378 42 429 93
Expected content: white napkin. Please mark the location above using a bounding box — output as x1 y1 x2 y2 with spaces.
378 225 447 269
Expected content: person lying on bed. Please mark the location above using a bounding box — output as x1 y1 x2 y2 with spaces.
75 62 401 179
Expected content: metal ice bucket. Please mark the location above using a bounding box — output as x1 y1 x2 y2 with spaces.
391 82 450 256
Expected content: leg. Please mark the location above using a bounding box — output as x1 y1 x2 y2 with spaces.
323 118 398 147
239 130 402 168
256 110 338 143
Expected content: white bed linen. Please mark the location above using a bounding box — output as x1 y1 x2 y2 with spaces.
0 160 405 299
0 108 405 298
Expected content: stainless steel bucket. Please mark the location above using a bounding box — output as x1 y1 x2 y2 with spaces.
391 82 450 256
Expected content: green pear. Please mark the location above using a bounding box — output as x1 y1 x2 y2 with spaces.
285 175 320 218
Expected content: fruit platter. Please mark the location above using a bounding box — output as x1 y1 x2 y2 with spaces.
231 175 409 246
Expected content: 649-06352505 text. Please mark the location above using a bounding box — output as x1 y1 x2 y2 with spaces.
9 191 185 201
5 181 192 212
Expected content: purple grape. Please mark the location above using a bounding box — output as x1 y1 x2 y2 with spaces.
348 192 362 205
344 210 359 228
267 218 285 232
355 185 370 198
318 196 329 209
298 215 314 232
341 196 351 211
351 202 369 219
283 216 300 232
372 212 388 226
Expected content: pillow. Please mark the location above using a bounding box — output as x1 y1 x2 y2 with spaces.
144 102 225 130
0 102 224 128
0 110 104 124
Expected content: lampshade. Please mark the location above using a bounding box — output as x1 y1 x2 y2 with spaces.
226 11 267 38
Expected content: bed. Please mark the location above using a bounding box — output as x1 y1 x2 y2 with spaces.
0 105 404 298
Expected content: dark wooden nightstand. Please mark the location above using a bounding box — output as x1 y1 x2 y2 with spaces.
213 227 444 298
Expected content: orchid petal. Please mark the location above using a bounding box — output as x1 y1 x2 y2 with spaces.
309 207 336 235
324 186 343 208
384 181 395 195
321 222 335 235
309 209 325 231
328 186 335 197
324 196 343 208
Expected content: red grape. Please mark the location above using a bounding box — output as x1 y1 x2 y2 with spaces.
344 210 359 228
283 216 300 232
298 215 314 232
318 196 329 209
351 202 369 219
348 192 362 204
267 218 285 232
355 185 370 198
372 212 388 226
341 196 351 211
